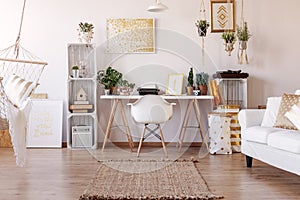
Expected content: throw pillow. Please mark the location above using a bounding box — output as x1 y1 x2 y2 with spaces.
274 93 300 130
4 74 36 108
261 97 282 127
285 102 300 130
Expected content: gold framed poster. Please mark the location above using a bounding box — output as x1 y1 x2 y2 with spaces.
106 18 155 53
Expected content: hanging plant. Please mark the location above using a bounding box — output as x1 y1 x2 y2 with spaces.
195 20 210 37
237 22 251 64
222 31 236 56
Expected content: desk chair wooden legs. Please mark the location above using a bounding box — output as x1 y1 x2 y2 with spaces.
102 99 134 152
137 124 167 157
177 99 208 152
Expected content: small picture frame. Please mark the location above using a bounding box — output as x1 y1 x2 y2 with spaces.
166 74 184 95
210 0 236 32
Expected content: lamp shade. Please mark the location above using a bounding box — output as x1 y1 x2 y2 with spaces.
147 0 168 12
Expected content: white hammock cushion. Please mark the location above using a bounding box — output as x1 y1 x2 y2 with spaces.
4 74 36 108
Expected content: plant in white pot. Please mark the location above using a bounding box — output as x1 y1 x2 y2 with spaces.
78 22 94 43
72 65 79 78
222 31 236 56
237 22 251 64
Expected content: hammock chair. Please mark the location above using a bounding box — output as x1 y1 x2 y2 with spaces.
0 0 47 166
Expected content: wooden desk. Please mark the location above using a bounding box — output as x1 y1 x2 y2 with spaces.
100 95 214 152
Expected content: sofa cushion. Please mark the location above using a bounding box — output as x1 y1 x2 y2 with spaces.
274 93 300 130
268 130 300 154
242 126 282 144
285 102 300 130
261 97 281 127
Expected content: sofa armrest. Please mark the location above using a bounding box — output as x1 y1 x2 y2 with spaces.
238 109 266 129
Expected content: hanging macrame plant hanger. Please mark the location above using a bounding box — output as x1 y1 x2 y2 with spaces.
196 0 209 66
237 0 250 64
0 0 47 166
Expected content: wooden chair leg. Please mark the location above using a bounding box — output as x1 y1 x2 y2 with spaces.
137 125 146 157
159 125 168 157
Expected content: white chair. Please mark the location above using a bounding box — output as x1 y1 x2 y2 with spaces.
128 95 176 157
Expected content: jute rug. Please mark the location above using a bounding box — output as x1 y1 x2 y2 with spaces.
80 160 223 200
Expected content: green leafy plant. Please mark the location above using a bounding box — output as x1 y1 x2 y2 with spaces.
187 67 194 87
100 66 122 89
72 65 79 70
222 31 236 43
195 20 210 29
117 79 135 88
196 72 209 86
79 22 94 32
236 22 251 41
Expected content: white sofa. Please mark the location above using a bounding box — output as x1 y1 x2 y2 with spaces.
238 97 300 176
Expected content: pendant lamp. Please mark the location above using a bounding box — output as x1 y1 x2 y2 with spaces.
147 0 168 12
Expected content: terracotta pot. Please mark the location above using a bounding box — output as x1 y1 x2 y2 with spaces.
199 85 208 95
186 86 194 95
109 86 117 95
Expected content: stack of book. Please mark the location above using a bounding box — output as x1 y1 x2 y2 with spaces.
69 100 93 113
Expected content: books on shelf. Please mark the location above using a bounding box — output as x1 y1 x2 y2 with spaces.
72 109 88 113
69 104 93 110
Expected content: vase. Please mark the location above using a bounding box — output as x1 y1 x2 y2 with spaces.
104 89 110 95
224 43 234 56
199 85 208 95
239 41 247 50
72 69 79 78
110 86 117 95
79 31 93 43
198 27 207 37
186 86 194 95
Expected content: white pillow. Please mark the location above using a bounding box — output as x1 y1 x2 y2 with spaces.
285 101 300 130
261 97 282 127
4 74 36 108
295 90 300 95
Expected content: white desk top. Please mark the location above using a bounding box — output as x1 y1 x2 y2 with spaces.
100 95 214 100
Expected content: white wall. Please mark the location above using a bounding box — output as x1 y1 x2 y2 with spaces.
0 0 299 142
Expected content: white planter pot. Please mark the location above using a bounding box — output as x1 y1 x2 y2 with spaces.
79 31 93 43
72 69 79 78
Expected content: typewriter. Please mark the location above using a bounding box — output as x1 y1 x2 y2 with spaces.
137 84 160 95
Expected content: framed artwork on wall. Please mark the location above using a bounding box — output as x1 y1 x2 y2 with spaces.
166 74 184 95
210 0 236 32
106 18 155 53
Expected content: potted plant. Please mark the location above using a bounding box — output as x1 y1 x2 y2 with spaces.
186 67 194 95
236 22 251 50
72 65 79 78
117 79 135 95
195 20 210 37
222 31 236 56
100 66 122 95
78 22 94 43
196 72 209 95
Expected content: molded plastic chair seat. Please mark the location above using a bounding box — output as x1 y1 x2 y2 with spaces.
128 95 176 157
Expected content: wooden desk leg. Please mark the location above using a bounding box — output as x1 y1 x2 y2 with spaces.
177 101 190 148
102 99 118 152
178 100 193 152
119 101 134 152
193 99 209 150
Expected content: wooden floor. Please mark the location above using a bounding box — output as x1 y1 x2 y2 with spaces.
0 146 300 200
